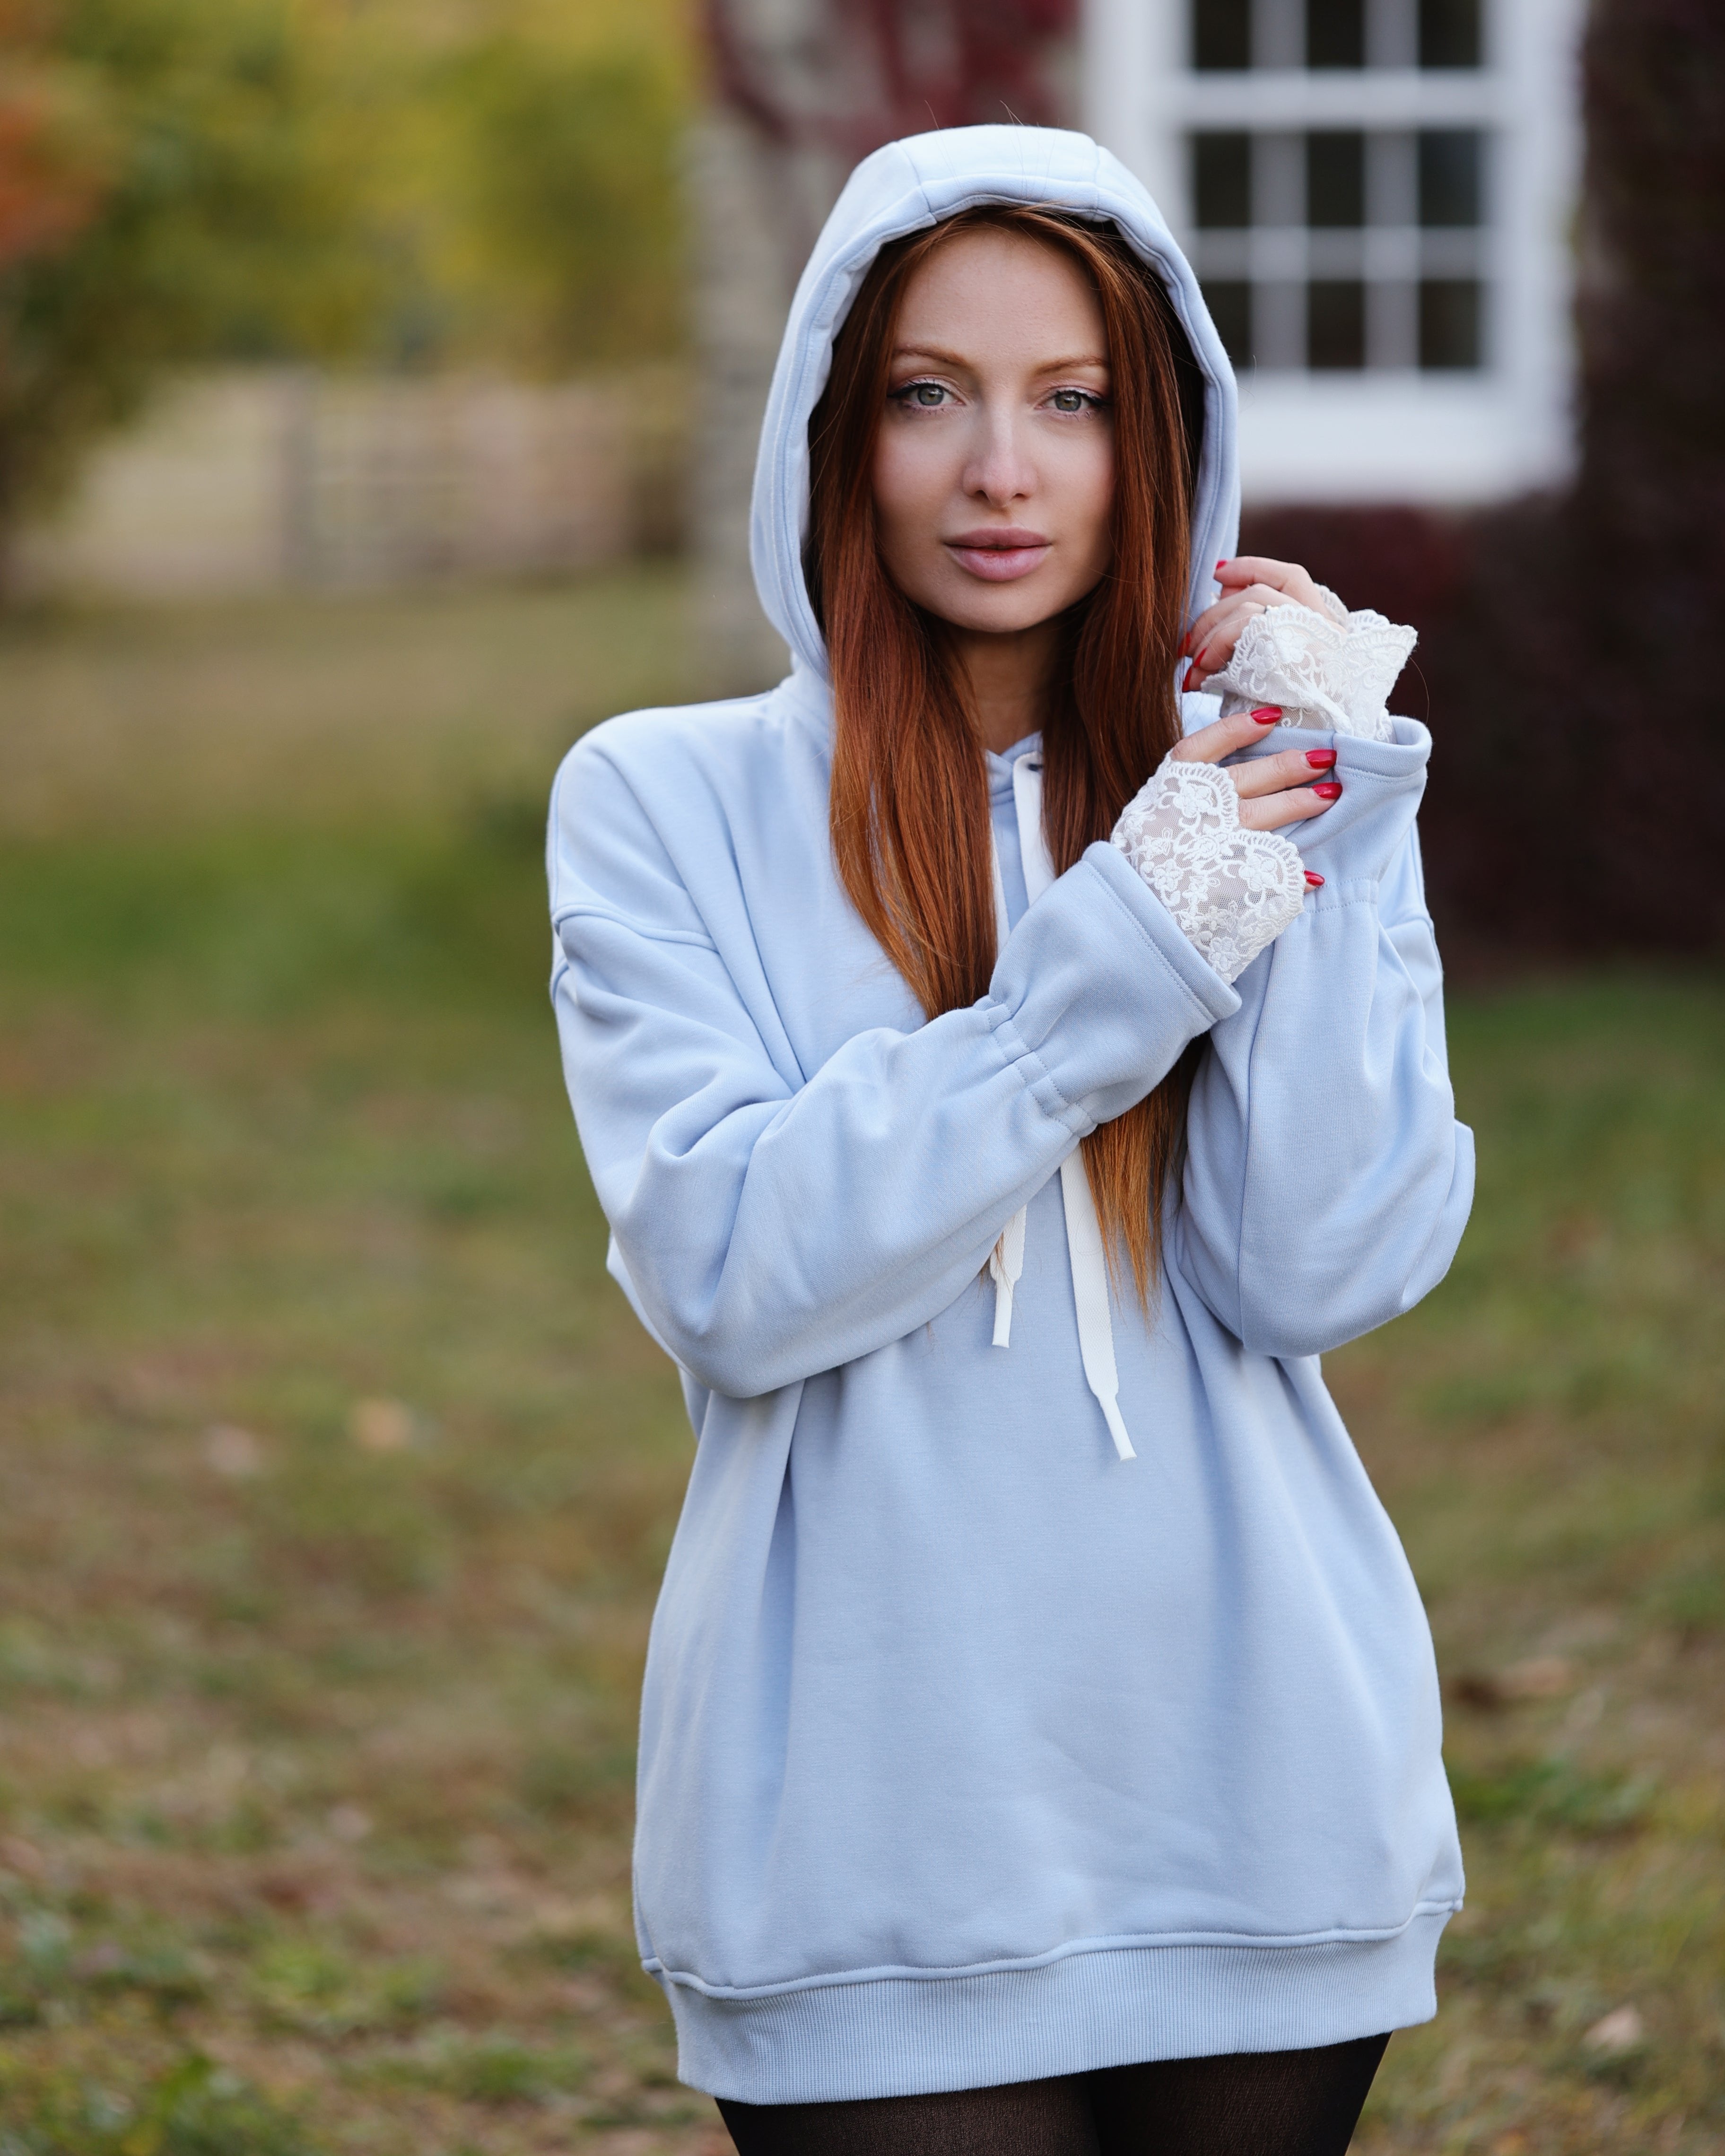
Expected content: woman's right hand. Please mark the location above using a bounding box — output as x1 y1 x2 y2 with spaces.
1170 704 1342 836
1112 708 1333 984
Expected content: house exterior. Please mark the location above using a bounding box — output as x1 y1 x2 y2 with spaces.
1082 0 1587 502
689 0 1587 672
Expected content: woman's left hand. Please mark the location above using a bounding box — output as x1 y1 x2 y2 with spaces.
1182 556 1338 695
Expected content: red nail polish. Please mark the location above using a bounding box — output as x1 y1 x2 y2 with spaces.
1304 871 1324 888
1182 665 1198 692
1251 705 1281 724
1305 748 1337 768
1215 559 1228 573
1312 781 1342 800
1180 631 1191 657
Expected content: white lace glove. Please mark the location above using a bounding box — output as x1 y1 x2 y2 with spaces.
1204 583 1417 743
1112 754 1307 985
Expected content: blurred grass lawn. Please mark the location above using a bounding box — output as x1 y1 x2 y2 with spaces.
0 574 1720 2156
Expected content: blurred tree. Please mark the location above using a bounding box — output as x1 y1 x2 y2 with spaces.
296 0 690 376
0 0 385 578
0 0 695 584
426 34 684 374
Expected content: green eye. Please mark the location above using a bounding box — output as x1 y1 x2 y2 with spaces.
1051 389 1089 413
891 380 950 409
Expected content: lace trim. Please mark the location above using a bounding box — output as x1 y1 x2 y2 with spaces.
1112 755 1307 986
1309 582 1351 626
1207 600 1417 742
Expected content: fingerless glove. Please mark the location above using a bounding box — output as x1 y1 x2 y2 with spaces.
1205 588 1417 742
1112 756 1307 986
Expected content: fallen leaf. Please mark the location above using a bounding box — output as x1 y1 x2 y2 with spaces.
204 1423 266 1478
326 1803 373 1843
1584 2003 1644 2053
1499 1654 1577 1699
1449 1654 1577 1709
350 1397 414 1453
1449 1670 1509 1709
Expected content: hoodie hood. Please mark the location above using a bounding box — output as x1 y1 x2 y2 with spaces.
749 124 1240 681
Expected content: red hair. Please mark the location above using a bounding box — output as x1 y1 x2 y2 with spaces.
806 206 1203 1301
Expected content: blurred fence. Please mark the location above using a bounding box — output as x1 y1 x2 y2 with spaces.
16 365 688 603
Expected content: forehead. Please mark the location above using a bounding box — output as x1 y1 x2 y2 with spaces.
893 226 1106 355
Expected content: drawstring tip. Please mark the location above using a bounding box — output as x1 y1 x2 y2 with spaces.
988 1205 1027 1351
1102 1399 1136 1462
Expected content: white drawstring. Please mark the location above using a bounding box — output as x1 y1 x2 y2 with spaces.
987 756 1137 1462
1058 1156 1136 1461
987 1208 1026 1347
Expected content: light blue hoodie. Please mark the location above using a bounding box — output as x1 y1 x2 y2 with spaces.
547 125 1473 2106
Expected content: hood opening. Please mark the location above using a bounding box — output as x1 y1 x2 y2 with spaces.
798 206 1212 644
749 126 1242 684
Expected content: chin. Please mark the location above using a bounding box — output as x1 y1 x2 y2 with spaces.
922 576 1073 635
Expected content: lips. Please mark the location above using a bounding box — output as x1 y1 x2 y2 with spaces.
943 527 1051 582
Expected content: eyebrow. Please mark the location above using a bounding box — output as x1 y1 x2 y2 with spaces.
891 343 1110 372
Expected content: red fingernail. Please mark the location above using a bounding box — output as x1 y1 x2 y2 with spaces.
1305 748 1337 768
1251 705 1281 723
1180 630 1191 656
1215 559 1228 572
1312 781 1342 800
1182 665 1197 692
1304 871 1324 888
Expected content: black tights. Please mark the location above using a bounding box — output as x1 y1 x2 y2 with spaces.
719 2034 1389 2156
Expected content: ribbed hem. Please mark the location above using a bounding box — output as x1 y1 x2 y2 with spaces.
664 1907 1455 2104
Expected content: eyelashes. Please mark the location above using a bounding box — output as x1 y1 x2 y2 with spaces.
886 379 1111 415
889 380 955 409
1047 387 1106 415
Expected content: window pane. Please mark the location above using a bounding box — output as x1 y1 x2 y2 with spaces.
1202 280 1254 370
1307 0 1365 69
1309 280 1366 369
1419 0 1481 68
1419 130 1481 225
1419 278 1481 366
1307 132 1365 227
1194 133 1253 227
1193 0 1251 70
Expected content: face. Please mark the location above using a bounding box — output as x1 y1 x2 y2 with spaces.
871 227 1115 635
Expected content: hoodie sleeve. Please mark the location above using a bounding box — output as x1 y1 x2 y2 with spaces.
549 734 1238 1400
1173 722 1475 1359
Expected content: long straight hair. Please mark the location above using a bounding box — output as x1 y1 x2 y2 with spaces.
805 207 1203 1302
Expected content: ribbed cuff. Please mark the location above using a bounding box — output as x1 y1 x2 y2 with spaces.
663 1905 1455 2104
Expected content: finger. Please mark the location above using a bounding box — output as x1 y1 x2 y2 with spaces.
1193 582 1299 640
1183 586 1299 689
1229 745 1337 800
1182 600 1269 691
1169 704 1284 765
1237 780 1342 832
1213 555 1330 616
1184 591 1271 661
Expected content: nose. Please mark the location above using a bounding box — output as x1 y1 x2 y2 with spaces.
961 403 1034 508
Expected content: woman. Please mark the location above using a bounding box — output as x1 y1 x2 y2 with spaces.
549 126 1472 2155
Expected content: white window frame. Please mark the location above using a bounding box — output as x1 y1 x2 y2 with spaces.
1082 0 1586 504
